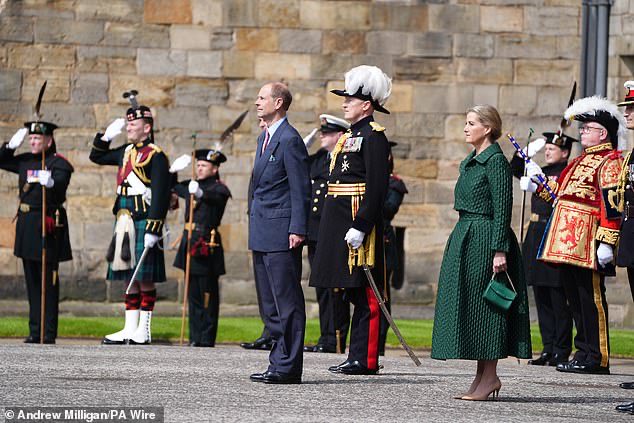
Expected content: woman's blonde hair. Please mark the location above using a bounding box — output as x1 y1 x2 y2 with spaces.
466 104 502 141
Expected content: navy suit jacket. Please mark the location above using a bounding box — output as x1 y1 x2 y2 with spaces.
248 119 310 252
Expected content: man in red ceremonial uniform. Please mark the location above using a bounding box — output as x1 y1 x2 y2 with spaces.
523 96 625 375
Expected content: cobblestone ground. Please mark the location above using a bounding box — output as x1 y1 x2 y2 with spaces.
0 340 633 422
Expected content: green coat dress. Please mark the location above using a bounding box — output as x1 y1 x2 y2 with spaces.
431 143 532 360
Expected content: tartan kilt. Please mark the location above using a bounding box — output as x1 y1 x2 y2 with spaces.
107 197 166 283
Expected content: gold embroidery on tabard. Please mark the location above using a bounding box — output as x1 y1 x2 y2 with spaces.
596 226 619 246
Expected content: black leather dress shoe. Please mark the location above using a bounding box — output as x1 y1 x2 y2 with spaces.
528 352 552 366
24 336 40 344
616 402 634 413
572 363 610 375
548 353 570 366
556 359 581 373
304 345 317 352
190 342 214 347
240 337 273 350
328 359 353 373
262 371 301 384
314 345 336 353
620 382 634 389
102 337 126 345
43 338 55 345
332 360 378 375
250 372 267 382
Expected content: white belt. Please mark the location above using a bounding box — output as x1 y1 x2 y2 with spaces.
116 185 145 196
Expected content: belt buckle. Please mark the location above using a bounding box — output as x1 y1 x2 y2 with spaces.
19 203 30 213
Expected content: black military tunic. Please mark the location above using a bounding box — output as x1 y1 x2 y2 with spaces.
309 115 390 370
0 142 73 341
173 175 231 346
616 151 634 300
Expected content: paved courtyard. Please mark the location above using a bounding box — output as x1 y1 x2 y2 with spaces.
1 340 633 422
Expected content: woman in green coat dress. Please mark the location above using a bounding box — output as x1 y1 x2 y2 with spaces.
431 105 531 401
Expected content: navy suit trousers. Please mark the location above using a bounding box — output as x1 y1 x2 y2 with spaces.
252 248 306 376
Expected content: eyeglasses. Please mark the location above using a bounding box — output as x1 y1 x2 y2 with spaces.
579 126 604 134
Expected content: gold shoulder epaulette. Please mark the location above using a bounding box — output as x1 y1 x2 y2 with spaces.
369 122 385 132
149 144 163 154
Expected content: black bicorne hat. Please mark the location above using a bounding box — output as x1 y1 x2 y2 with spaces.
195 149 227 165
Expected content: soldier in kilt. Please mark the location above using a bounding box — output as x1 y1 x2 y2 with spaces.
171 149 231 347
90 94 170 345
310 65 392 375
511 132 575 366
0 121 73 344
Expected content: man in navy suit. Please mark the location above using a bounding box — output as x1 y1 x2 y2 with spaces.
248 82 311 384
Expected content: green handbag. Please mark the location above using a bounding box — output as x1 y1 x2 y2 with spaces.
483 271 517 312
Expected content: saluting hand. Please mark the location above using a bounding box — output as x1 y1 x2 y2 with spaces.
8 128 27 150
101 118 126 142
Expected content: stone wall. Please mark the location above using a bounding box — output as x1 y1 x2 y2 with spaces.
1 0 634 324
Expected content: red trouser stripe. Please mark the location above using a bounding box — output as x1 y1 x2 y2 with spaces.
366 286 380 370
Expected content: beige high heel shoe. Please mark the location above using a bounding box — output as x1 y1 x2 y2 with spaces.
461 379 502 401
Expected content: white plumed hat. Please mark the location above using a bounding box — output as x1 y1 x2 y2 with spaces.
331 65 392 114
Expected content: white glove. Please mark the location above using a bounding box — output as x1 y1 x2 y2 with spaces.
519 176 537 193
8 128 28 150
101 118 126 142
144 233 160 248
142 189 152 206
188 180 203 198
522 138 546 159
303 128 319 148
169 154 191 173
38 170 54 188
525 161 544 178
596 243 614 267
344 228 365 250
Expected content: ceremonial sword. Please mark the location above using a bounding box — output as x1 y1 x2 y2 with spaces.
362 263 421 366
125 230 170 295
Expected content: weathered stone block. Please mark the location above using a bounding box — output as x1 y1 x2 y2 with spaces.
258 0 300 28
0 70 21 101
499 85 537 115
77 0 143 23
8 44 75 70
219 222 248 252
437 160 461 182
35 19 104 45
137 48 187 76
496 34 557 59
300 1 370 30
397 159 438 180
71 73 108 104
524 7 579 36
192 0 223 26
76 46 136 74
208 105 253 138
109 75 175 107
480 6 523 33
255 53 311 80
429 4 480 33
156 106 210 131
371 4 428 31
0 17 34 42
175 80 228 107
366 31 408 56
393 58 455 83
414 85 474 114
310 55 353 81
424 180 457 205
556 36 581 60
454 33 494 58
514 60 578 86
43 103 96 128
385 83 413 114
279 30 322 54
323 31 366 55
395 113 445 138
23 70 70 102
187 51 222 78
224 0 257 27
222 51 255 79
473 84 499 107
170 25 211 50
0 218 15 248
211 28 234 50
534 86 576 117
457 58 513 84
102 23 169 48
236 28 278 52
0 101 31 123
144 0 192 24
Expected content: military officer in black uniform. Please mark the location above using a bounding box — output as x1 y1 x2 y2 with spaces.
378 145 408 355
90 93 171 345
0 121 73 344
172 149 231 347
511 132 576 366
310 65 392 375
615 81 634 412
303 114 351 354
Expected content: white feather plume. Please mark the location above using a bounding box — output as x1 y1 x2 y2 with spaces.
564 95 627 149
625 80 634 90
344 65 392 106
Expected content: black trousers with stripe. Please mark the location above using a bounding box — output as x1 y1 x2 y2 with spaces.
560 265 610 368
23 259 59 341
346 285 380 370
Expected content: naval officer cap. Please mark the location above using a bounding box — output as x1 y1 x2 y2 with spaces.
319 114 350 133
618 81 634 107
331 65 392 114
